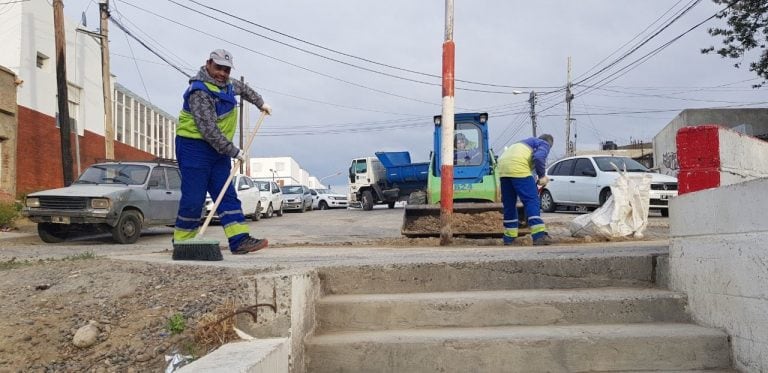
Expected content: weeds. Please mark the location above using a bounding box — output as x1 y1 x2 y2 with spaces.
0 201 20 229
167 313 187 335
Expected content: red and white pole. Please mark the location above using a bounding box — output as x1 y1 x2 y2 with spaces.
440 0 455 245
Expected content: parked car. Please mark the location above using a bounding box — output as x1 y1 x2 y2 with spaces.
540 155 678 216
253 180 284 218
282 184 313 212
23 159 182 244
204 174 261 221
310 188 348 210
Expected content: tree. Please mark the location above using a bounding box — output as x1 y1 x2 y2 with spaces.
702 0 768 87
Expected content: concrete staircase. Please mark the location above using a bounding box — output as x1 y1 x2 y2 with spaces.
305 253 732 372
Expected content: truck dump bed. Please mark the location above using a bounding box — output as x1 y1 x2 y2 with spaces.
375 151 429 184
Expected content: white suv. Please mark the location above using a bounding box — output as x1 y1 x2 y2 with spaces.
541 155 678 216
253 180 284 218
310 188 348 210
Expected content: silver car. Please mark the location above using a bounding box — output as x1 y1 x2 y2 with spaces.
23 159 181 244
281 184 313 212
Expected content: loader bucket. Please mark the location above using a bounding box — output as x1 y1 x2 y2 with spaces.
401 202 530 238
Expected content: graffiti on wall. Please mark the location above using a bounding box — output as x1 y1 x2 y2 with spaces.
662 151 678 176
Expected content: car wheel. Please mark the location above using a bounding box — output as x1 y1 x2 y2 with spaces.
111 210 142 244
37 223 70 243
387 201 396 209
299 201 306 213
265 204 274 218
540 190 557 213
309 201 314 211
599 188 612 207
252 202 261 221
362 190 374 211
275 203 283 217
319 201 328 210
660 208 669 217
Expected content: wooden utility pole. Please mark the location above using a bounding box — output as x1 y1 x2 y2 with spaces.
439 0 455 246
528 91 537 137
565 57 574 156
238 76 245 174
100 0 115 159
53 0 74 185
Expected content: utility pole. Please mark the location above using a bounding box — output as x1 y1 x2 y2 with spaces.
99 0 114 159
238 76 245 174
528 91 537 137
564 57 574 156
53 0 74 185
439 0 455 246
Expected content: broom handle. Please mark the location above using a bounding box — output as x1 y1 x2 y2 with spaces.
199 111 268 237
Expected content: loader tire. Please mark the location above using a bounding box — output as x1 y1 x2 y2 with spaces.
407 191 427 205
362 191 374 211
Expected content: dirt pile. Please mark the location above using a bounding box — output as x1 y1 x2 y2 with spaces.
0 258 252 372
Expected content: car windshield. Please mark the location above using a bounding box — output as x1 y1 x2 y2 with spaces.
75 164 150 185
283 186 303 194
594 157 649 172
256 181 270 192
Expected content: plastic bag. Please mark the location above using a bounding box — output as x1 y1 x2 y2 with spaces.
569 168 651 238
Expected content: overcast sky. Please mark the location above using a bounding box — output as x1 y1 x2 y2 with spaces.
62 0 766 189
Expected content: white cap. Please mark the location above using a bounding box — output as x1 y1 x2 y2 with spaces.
209 49 234 68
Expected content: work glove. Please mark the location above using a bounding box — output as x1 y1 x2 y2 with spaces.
537 176 549 186
260 103 272 115
235 149 247 164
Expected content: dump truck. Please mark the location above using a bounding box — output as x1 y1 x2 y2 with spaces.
347 151 429 210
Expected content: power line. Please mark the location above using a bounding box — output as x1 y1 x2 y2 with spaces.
180 0 560 91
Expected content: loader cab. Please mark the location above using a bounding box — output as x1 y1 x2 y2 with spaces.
427 112 499 204
432 112 493 181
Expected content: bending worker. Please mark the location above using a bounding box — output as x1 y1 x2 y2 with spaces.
497 134 554 246
173 49 272 255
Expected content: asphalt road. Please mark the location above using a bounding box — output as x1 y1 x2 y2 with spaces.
0 206 670 263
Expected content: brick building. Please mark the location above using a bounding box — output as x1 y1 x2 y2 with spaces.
0 0 176 197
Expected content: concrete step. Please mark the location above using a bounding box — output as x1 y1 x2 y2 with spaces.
319 255 660 295
316 287 690 332
306 323 730 373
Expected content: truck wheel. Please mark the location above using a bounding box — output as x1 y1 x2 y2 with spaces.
319 201 329 210
111 210 142 244
407 191 427 205
37 223 70 243
387 201 396 209
362 191 374 211
252 202 261 221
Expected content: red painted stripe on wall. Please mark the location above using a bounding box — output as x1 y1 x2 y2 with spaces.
676 125 721 194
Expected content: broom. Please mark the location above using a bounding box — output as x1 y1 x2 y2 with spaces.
172 111 268 261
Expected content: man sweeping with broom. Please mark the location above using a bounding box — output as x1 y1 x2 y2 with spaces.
173 49 272 259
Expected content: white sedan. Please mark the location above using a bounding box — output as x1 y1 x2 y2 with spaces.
204 175 262 221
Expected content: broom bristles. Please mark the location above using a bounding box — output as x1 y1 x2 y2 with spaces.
172 239 223 261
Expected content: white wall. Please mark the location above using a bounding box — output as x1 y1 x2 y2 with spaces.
0 0 106 138
669 179 768 372
250 156 315 186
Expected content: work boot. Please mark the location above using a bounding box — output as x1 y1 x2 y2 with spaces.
232 237 268 254
532 233 554 246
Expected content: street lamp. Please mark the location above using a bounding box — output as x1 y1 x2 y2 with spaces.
513 90 537 137
319 171 342 189
268 168 277 182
